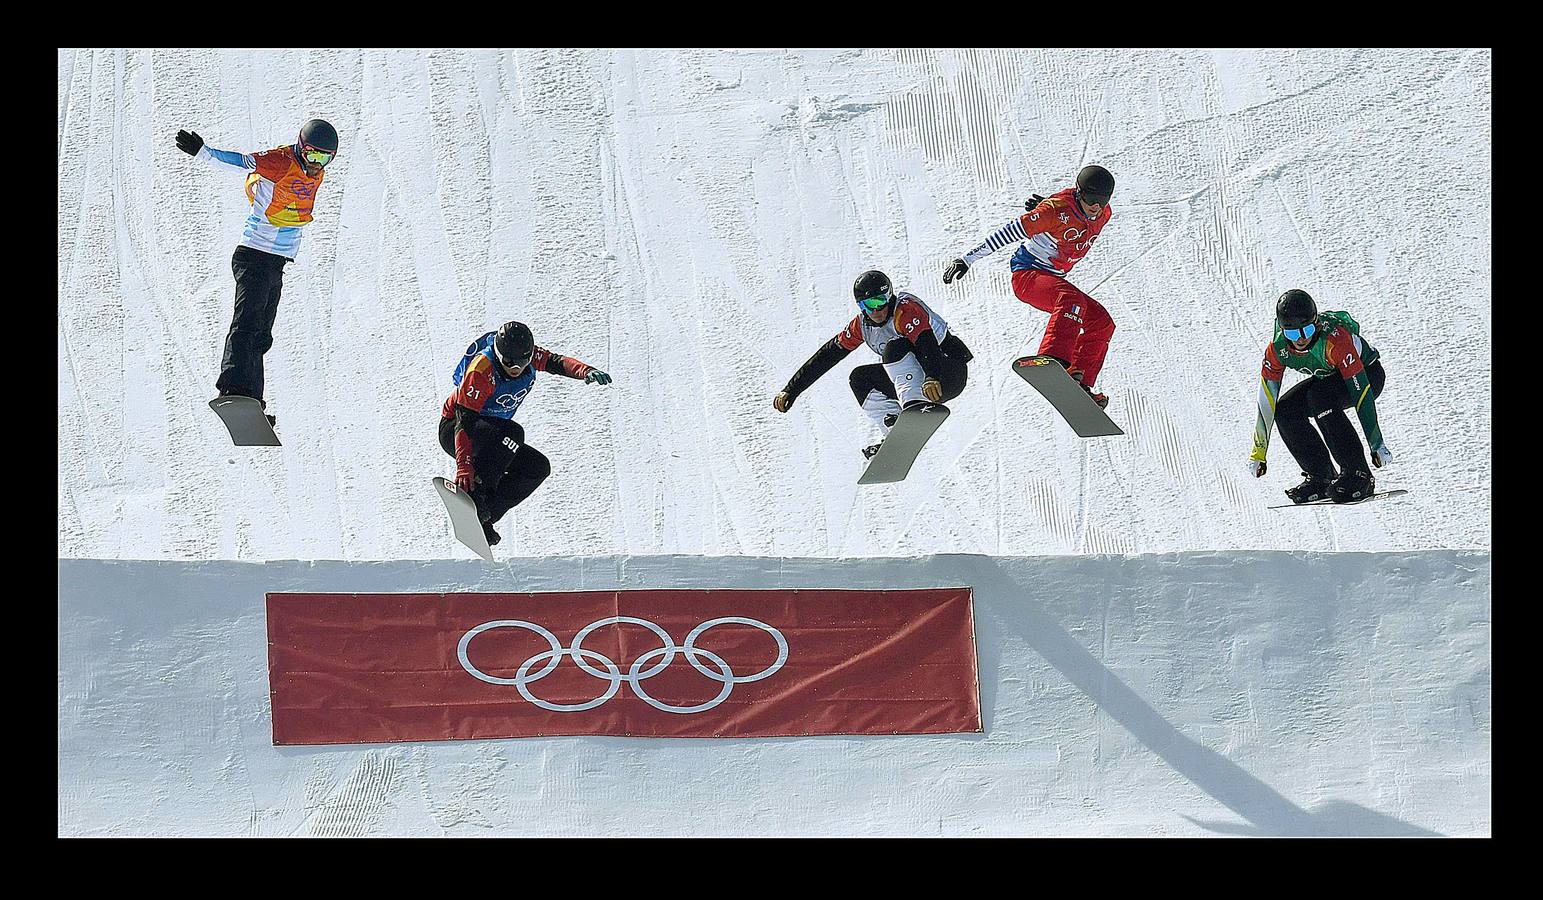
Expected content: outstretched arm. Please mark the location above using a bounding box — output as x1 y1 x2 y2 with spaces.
535 346 609 383
177 129 257 173
960 217 1031 266
776 320 860 410
1249 344 1284 476
782 338 852 401
944 198 1060 282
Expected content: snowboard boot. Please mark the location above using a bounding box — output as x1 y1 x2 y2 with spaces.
1066 366 1109 409
218 389 277 427
259 399 277 428
864 412 898 457
481 520 501 547
1331 469 1375 504
1285 472 1336 505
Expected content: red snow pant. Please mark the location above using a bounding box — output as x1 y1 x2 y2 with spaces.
1011 269 1116 387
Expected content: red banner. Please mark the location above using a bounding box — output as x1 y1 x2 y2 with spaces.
267 588 979 745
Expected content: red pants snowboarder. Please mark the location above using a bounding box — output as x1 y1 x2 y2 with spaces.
1011 269 1116 389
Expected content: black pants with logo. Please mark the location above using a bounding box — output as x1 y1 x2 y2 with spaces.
438 414 552 524
1276 360 1386 478
216 246 290 401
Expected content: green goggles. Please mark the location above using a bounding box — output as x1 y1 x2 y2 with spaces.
859 294 891 312
300 144 335 167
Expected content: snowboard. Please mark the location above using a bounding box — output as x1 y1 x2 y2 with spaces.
433 476 493 560
1011 355 1123 438
858 402 951 485
1268 488 1409 510
209 396 280 447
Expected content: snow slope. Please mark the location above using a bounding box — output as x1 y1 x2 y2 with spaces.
57 552 1490 836
56 49 1491 560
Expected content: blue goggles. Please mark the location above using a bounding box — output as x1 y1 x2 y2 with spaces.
1282 322 1317 343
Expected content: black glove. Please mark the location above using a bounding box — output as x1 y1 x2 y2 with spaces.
942 258 969 284
1024 194 1046 212
773 390 794 413
176 130 204 156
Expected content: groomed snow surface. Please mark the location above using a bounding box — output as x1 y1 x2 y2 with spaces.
57 48 1490 560
58 49 1490 837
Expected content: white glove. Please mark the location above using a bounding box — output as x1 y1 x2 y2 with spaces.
1371 444 1392 468
1248 459 1267 478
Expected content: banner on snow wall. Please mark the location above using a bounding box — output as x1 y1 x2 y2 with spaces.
266 588 980 744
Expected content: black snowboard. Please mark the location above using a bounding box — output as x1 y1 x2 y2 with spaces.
1268 489 1409 510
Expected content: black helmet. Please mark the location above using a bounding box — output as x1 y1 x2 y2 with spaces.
1275 289 1318 330
1075 164 1115 206
493 321 534 373
296 118 339 169
853 269 894 322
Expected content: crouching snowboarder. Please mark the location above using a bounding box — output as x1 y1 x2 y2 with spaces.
1250 289 1391 504
773 270 972 460
440 321 611 546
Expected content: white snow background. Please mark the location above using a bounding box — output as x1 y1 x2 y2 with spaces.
57 48 1491 560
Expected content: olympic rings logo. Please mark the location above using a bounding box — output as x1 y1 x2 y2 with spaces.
457 617 789 714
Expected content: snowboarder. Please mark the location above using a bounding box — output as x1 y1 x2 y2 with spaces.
773 270 972 458
177 118 340 425
440 321 611 546
1249 289 1392 504
942 164 1117 408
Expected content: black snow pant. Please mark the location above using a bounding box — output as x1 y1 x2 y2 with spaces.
848 335 970 407
216 245 290 402
1276 360 1386 478
439 414 552 525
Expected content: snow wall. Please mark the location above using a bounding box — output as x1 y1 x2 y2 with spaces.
58 551 1491 836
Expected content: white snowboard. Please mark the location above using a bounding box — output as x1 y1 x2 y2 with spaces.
433 476 493 560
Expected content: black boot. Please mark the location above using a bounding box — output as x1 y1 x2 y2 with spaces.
1331 469 1375 504
218 389 275 427
862 442 883 460
1285 472 1335 504
481 520 501 547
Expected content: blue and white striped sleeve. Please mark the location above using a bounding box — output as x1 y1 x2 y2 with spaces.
961 218 1029 265
197 145 256 173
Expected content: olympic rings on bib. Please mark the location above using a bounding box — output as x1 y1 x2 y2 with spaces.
456 616 789 714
